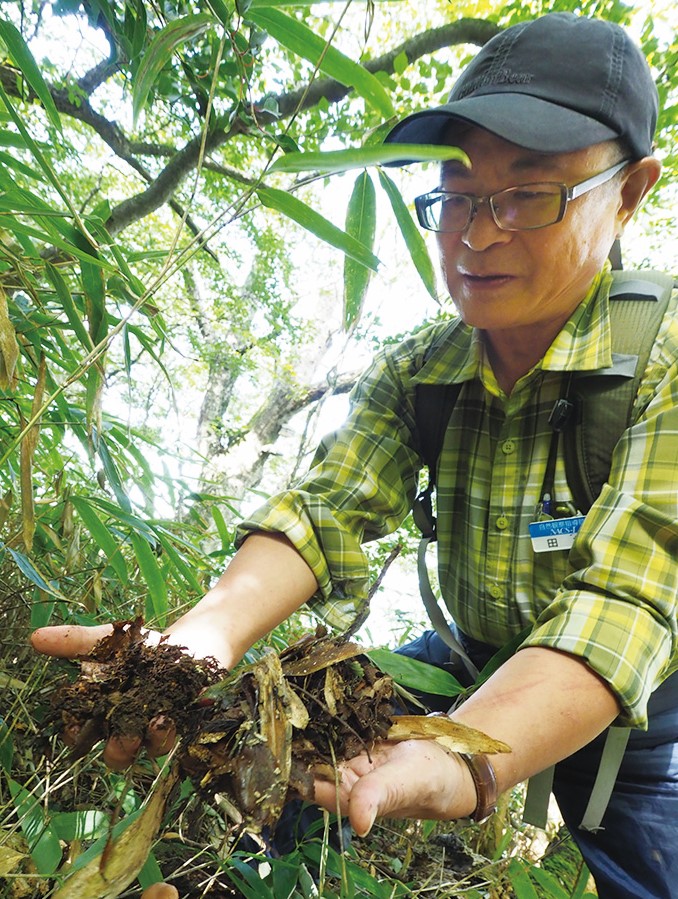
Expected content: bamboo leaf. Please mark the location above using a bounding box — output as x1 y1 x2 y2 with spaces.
45 263 94 352
343 171 376 330
387 715 511 755
527 867 570 899
130 532 169 627
258 186 380 271
70 496 129 583
378 168 437 299
151 527 203 593
8 779 63 876
211 505 232 549
269 144 467 175
81 261 107 346
507 859 540 899
0 18 62 132
5 546 66 598
249 8 393 117
133 14 214 124
96 435 132 514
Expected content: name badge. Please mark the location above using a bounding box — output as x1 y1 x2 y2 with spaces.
529 516 585 553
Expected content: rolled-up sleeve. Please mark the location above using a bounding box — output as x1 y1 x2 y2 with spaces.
523 340 678 728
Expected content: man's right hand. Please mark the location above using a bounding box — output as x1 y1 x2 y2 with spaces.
31 623 178 769
31 532 319 770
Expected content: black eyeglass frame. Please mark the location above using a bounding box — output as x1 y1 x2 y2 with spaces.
414 159 631 233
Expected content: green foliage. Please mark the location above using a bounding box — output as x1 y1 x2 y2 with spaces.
0 0 674 894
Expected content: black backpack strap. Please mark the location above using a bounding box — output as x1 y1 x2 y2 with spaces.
412 380 463 539
412 318 466 540
563 270 675 512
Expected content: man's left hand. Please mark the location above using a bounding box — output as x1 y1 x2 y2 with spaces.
312 738 477 837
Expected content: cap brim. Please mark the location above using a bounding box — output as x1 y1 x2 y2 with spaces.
384 93 618 163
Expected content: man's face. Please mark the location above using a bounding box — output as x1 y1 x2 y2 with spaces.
436 127 626 336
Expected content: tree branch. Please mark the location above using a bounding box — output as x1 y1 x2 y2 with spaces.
3 17 501 237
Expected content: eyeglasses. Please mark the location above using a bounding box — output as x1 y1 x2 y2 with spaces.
414 159 630 233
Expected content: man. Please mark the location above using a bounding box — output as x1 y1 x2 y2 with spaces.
33 13 677 898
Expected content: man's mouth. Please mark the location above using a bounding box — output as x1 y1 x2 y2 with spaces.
459 271 515 285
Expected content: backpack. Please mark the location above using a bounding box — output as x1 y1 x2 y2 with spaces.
411 269 676 830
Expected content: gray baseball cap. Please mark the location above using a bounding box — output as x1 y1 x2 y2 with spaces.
384 13 658 160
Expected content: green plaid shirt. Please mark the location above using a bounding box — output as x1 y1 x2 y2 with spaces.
237 270 678 728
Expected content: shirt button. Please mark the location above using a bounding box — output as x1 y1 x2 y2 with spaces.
496 516 509 530
488 584 503 599
501 439 516 454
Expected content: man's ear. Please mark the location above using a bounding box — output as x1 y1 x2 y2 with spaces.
617 156 662 231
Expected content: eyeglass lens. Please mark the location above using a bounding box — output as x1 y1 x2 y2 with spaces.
420 183 566 232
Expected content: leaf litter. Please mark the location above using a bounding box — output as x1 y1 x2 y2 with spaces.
44 619 510 896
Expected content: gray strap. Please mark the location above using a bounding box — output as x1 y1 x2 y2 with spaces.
523 767 555 829
522 727 631 831
417 536 479 679
579 726 631 832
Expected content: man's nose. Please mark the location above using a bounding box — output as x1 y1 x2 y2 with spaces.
461 200 510 251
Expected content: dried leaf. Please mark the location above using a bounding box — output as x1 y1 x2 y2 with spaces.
0 843 26 876
0 286 19 389
52 765 180 899
281 635 365 676
387 715 511 755
250 651 292 825
285 684 310 730
0 488 13 530
20 356 46 551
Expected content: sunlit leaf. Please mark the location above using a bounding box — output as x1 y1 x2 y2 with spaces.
378 168 437 300
343 171 376 330
258 186 380 271
130 532 169 627
0 18 62 132
249 7 393 117
133 14 215 125
96 435 132 514
269 144 467 174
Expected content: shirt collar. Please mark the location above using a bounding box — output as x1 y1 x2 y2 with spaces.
412 265 614 387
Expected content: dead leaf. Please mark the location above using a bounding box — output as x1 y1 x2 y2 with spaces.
387 715 511 755
20 355 46 552
52 765 180 899
0 285 19 390
280 627 365 676
0 843 27 876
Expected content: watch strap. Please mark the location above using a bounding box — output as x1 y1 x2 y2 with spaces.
459 753 498 822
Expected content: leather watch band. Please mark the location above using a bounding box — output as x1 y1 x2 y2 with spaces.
459 753 498 822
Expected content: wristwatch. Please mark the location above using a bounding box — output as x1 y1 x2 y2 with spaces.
459 753 498 822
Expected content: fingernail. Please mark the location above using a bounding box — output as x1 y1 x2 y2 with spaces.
357 809 377 838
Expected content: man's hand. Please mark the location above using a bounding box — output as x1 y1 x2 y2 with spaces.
31 623 177 769
312 738 478 837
